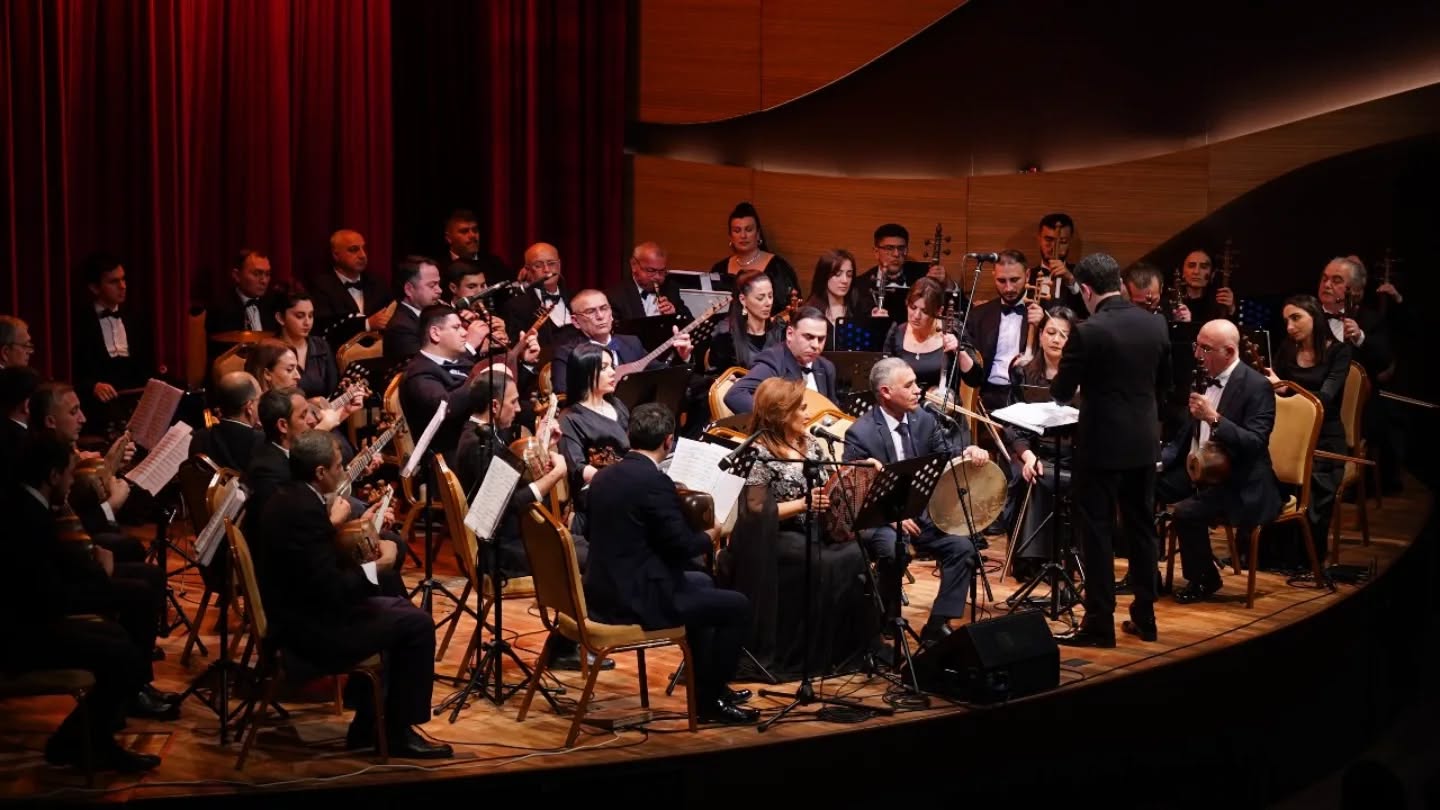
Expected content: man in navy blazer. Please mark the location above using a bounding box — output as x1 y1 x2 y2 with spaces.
724 307 836 414
842 357 988 644
549 289 692 396
1157 319 1281 603
585 403 757 724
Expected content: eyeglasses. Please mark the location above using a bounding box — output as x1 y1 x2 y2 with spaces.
1194 343 1219 354
527 259 562 270
876 244 908 255
575 304 611 318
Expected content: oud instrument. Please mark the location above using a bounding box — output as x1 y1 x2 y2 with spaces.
613 297 728 382
511 393 568 518
337 482 394 565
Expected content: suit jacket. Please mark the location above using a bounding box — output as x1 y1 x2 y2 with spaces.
455 420 536 573
549 333 649 397
963 297 1034 386
584 452 711 629
0 419 25 490
444 250 512 284
207 287 266 335
1029 264 1088 318
606 276 694 323
724 344 838 415
190 419 262 473
399 352 475 460
382 302 423 363
308 270 393 337
857 263 930 323
243 440 291 544
1337 306 1394 382
1161 362 1282 525
842 402 968 467
1052 295 1171 471
502 286 574 347
73 305 154 399
5 487 114 629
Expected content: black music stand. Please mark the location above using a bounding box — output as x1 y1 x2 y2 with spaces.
616 315 689 351
823 351 884 400
613 364 691 418
833 317 887 352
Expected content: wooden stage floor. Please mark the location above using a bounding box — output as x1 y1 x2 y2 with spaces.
1 478 1429 804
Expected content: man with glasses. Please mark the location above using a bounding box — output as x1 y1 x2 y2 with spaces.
549 289 693 397
858 224 929 323
0 315 34 369
608 241 693 323
504 242 576 345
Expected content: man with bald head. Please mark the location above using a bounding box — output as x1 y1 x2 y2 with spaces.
1156 318 1280 603
189 371 262 472
549 289 692 396
503 242 576 345
309 229 394 336
607 241 693 323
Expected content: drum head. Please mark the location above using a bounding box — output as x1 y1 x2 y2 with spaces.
928 459 1006 534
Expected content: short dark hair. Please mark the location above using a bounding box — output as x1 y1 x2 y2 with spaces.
444 209 479 230
873 224 908 244
18 432 74 489
266 281 311 327
1074 253 1122 294
466 370 511 417
628 403 674 452
0 366 41 415
28 382 73 432
396 255 437 290
1037 213 1074 232
215 373 260 418
790 305 828 330
1123 262 1164 291
443 259 485 296
80 252 123 286
258 387 301 443
998 248 1028 267
566 343 610 400
290 430 338 483
418 304 459 345
233 248 268 270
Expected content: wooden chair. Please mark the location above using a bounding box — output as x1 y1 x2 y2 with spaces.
708 366 747 420
1331 361 1372 563
336 331 384 447
515 505 697 747
211 344 251 387
383 372 429 550
0 670 96 785
176 455 225 666
226 519 387 770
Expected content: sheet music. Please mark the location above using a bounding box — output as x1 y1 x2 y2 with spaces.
126 378 185 449
464 455 522 540
401 401 447 479
666 437 745 528
195 480 246 567
126 422 193 494
991 401 1080 435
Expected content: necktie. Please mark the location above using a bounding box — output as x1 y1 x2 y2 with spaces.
896 420 915 461
98 310 120 319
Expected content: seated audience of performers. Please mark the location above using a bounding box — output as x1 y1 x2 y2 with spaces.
724 307 836 414
384 257 445 362
558 344 631 523
609 241 693 323
586 403 758 724
441 208 509 282
188 371 262 472
858 223 927 321
4 436 166 772
1123 262 1167 316
712 202 800 309
727 377 869 678
1 366 40 487
207 248 273 341
503 242 574 345
803 249 863 349
257 430 452 759
309 229 394 336
1157 320 1281 603
707 268 780 373
1005 306 1079 580
398 306 485 458
1172 249 1235 324
1032 213 1087 318
549 289 692 397
1266 294 1352 564
270 284 339 400
964 249 1047 413
245 337 359 436
74 252 162 428
0 314 35 369
883 277 982 393
844 357 988 643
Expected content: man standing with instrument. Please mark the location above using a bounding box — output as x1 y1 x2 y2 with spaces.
1156 320 1280 604
724 306 837 414
843 357 989 645
1052 254 1170 647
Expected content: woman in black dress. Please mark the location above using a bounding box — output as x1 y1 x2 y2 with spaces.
725 377 871 680
711 202 800 308
1266 294 1352 563
882 277 982 392
803 249 865 351
559 343 631 531
270 285 339 401
707 268 780 372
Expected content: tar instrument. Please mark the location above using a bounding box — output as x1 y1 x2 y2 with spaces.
74 430 134 506
613 297 727 381
586 445 624 470
1185 360 1231 486
821 464 877 544
929 457 1007 535
504 302 554 373
512 392 568 517
335 414 405 499
337 482 393 565
325 366 372 413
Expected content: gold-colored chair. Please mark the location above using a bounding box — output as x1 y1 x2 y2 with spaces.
1331 361 1371 563
226 519 387 770
708 366 747 420
337 331 385 447
515 506 697 747
176 455 229 666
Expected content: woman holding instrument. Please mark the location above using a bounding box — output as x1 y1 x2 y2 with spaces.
1173 249 1236 324
245 338 360 437
725 377 869 680
711 202 801 308
882 278 981 393
707 269 780 372
558 344 630 532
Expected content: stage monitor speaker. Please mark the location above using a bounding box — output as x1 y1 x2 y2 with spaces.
905 611 1059 703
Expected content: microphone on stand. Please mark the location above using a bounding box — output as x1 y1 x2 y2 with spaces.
922 400 963 430
808 424 845 445
964 252 1001 263
718 429 764 473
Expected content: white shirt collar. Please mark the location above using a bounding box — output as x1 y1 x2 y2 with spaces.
1214 355 1242 387
23 484 49 511
305 483 327 505
93 302 118 316
401 301 422 317
879 406 907 433
420 349 458 367
11 417 27 430
222 418 254 429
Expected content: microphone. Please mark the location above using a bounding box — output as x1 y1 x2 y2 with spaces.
718 430 763 473
965 252 1000 263
809 424 844 445
922 400 962 430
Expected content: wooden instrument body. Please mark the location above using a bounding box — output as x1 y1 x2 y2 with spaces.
1185 361 1232 487
73 431 132 509
613 298 727 381
335 483 393 564
511 393 568 516
675 487 715 533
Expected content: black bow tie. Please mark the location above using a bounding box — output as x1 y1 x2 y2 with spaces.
640 288 655 299
541 292 563 304
342 280 364 291
98 309 121 319
441 359 459 368
242 298 259 308
1202 375 1222 388
1002 303 1026 317
800 366 814 376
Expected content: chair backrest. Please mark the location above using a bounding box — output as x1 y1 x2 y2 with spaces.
1338 361 1369 451
808 408 856 463
709 366 747 420
336 331 383 373
519 505 588 637
226 519 267 642
212 344 252 387
186 306 208 390
1270 383 1323 506
433 456 481 585
383 372 409 459
177 454 221 535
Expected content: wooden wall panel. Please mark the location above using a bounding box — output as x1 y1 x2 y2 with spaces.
631 155 755 273
638 0 761 124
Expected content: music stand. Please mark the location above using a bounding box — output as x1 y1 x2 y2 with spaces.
613 364 692 417
833 318 887 352
823 351 884 399
615 315 688 352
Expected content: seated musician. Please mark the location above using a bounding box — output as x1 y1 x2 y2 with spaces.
0 314 35 369
711 202 800 308
398 305 486 462
73 252 163 431
1157 320 1281 603
608 241 694 323
1265 295 1351 566
257 430 452 759
549 289 692 397
206 249 272 352
723 306 836 414
441 208 510 282
1172 249 1235 324
1032 213 1087 318
707 268 780 372
882 277 983 393
308 229 393 337
858 223 928 322
803 250 863 351
188 371 262 472
727 378 869 679
245 337 361 440
558 344 630 524
4 435 163 772
586 403 757 724
844 358 988 644
502 242 575 346
270 284 339 400
443 258 487 306
1123 262 1166 317
385 256 451 363
1 366 40 488
963 250 1047 413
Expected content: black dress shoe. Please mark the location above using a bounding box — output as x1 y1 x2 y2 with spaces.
550 651 616 671
46 735 161 773
697 698 760 725
128 686 180 720
1055 627 1116 648
1173 580 1220 605
1121 620 1158 642
388 727 454 759
920 620 952 646
722 687 752 704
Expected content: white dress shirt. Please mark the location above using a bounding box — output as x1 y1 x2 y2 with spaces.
879 407 911 461
1198 355 1241 446
988 306 1024 385
336 270 365 312
238 289 262 331
637 283 660 317
95 303 130 358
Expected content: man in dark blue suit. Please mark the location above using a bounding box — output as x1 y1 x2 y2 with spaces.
585 403 757 724
843 357 988 644
1157 319 1281 603
724 307 836 414
549 289 692 397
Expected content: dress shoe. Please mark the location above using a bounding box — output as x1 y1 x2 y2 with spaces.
388 726 454 759
697 698 760 725
550 651 616 672
920 619 952 646
1114 573 1132 595
128 686 180 720
1173 580 1220 605
1054 626 1116 648
722 687 752 704
1121 620 1158 642
46 735 161 773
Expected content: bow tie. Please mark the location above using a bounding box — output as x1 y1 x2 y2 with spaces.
1202 375 1222 389
1324 311 1345 320
342 280 364 291
799 366 815 376
242 298 259 308
98 309 121 319
541 292 563 304
1002 303 1026 317
639 288 655 299
441 359 459 368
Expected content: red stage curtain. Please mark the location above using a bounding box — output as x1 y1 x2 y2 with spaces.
392 0 626 289
0 0 393 382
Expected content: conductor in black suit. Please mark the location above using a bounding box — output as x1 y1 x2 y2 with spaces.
1051 253 1171 646
1157 319 1281 602
585 403 758 724
549 289 693 397
843 357 989 643
605 241 693 323
189 371 262 472
257 431 451 758
399 305 481 460
308 229 394 337
724 307 836 414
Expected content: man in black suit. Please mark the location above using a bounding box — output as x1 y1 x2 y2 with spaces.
242 387 318 546
963 249 1047 413
586 403 757 724
189 372 262 472
724 307 836 414
0 314 35 369
549 290 692 397
205 249 272 360
1157 319 1281 603
606 241 693 323
442 208 510 283
1032 213 1088 318
1051 253 1171 647
856 224 928 323
0 366 39 487
843 357 989 643
257 431 452 758
73 253 160 429
309 229 394 338
383 256 446 363
399 305 479 460
503 242 575 346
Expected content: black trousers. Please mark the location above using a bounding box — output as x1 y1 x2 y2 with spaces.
1074 464 1159 627
1155 467 1228 589
109 561 165 682
10 618 147 744
859 520 975 620
672 571 750 702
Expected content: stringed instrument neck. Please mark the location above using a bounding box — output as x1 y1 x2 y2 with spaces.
614 299 727 378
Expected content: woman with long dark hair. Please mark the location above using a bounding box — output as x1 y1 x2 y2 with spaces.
711 202 801 307
269 284 339 400
804 249 862 350
559 343 632 508
881 277 981 392
707 268 780 372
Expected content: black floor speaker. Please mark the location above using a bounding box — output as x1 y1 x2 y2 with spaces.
904 611 1060 703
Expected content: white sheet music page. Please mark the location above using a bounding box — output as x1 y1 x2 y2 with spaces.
126 378 185 449
126 422 194 494
991 401 1080 435
195 481 246 567
464 455 521 540
666 437 744 528
401 401 447 479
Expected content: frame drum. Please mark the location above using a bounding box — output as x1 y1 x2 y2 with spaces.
928 458 1006 534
